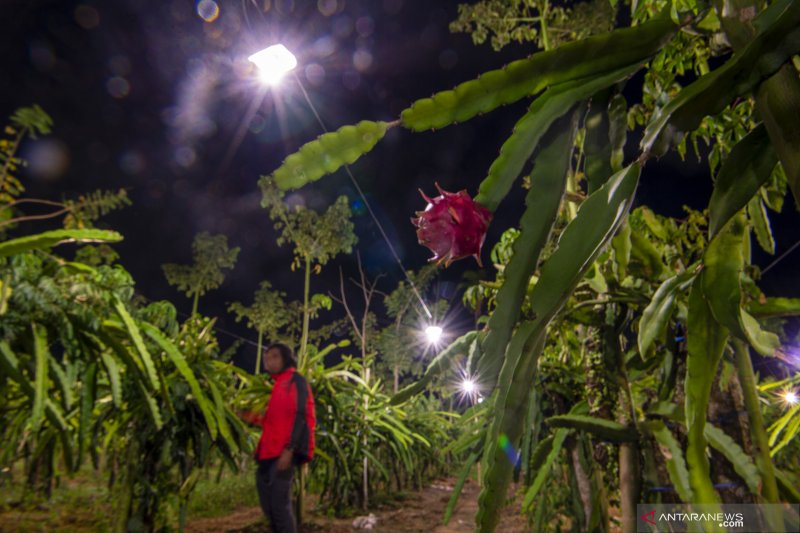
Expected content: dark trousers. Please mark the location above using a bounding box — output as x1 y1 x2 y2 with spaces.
256 459 296 533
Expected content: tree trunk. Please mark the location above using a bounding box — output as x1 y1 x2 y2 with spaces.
255 330 263 375
299 256 311 369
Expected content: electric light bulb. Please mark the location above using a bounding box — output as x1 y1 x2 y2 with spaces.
248 44 297 85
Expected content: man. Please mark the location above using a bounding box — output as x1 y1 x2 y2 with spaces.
243 342 315 533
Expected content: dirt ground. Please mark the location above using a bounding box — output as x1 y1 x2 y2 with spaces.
187 478 530 533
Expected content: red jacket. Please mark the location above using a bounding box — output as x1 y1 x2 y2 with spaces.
247 367 315 463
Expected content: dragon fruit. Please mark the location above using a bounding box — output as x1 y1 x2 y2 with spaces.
412 183 492 267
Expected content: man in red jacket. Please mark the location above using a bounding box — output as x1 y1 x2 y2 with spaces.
244 342 315 533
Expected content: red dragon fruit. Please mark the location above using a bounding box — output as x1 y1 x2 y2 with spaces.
412 183 492 267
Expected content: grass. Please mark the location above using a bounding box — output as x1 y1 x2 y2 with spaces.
186 463 261 518
0 459 261 531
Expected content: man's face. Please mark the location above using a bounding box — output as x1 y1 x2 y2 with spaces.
264 347 285 375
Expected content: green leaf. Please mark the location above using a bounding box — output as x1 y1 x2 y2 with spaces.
703 213 779 356
702 214 747 334
31 323 49 432
77 362 98 469
647 420 693 502
112 298 160 390
630 230 667 279
747 196 775 254
608 94 627 173
641 1 800 155
0 341 68 431
611 220 631 279
638 270 696 358
708 124 777 238
267 121 389 191
740 309 780 357
0 229 122 258
478 164 641 531
776 469 800 503
142 323 219 440
443 450 480 525
583 89 614 194
478 322 544 533
685 279 728 505
546 414 637 443
477 110 578 387
401 11 677 131
99 351 122 407
748 297 800 317
474 65 640 211
522 429 570 511
704 424 761 496
391 331 477 405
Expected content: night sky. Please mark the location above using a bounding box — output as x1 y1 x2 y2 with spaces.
2 0 799 364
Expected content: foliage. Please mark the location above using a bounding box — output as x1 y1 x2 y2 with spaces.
0 108 247 532
262 0 800 529
162 231 239 315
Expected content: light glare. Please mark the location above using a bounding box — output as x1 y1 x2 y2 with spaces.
782 390 799 406
424 325 443 344
461 379 476 394
248 44 297 85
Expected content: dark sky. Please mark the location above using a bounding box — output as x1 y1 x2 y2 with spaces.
2 0 798 364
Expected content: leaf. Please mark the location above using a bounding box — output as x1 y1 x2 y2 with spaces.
77 362 98 469
638 270 696 358
748 297 800 318
702 214 747 334
99 351 122 407
474 65 640 211
703 213 779 356
112 298 160 390
583 89 614 194
546 414 637 443
0 341 67 431
740 309 780 357
685 278 728 505
31 322 49 432
747 196 775 254
647 420 693 502
521 429 570 511
704 424 761 496
477 110 578 387
775 469 800 503
611 220 631 279
266 121 389 191
401 11 677 131
630 230 667 279
608 94 628 173
391 331 477 405
478 322 544 533
443 450 480 525
478 165 640 531
0 229 122 257
708 124 777 238
641 1 800 155
142 323 219 440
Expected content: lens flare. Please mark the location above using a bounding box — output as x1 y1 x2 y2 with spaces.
781 389 799 406
424 325 443 344
248 44 297 85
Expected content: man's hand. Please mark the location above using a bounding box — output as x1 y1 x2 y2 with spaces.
277 448 293 471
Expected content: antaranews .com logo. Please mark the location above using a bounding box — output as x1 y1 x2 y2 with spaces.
636 504 799 532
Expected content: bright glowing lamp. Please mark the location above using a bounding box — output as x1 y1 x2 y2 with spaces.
248 44 297 85
461 379 476 394
782 390 799 406
424 325 443 344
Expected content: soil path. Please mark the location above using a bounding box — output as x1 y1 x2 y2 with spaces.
187 478 528 532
